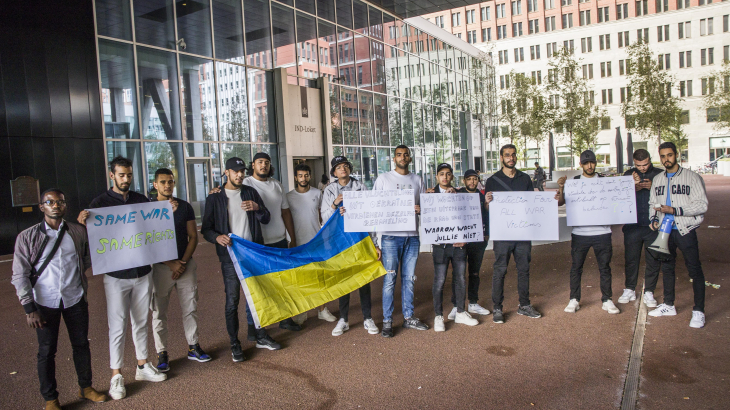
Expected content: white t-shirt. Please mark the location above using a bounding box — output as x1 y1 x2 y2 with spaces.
286 187 322 245
372 170 425 237
571 174 612 236
225 188 252 241
243 177 289 244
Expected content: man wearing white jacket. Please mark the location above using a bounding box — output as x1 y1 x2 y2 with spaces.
646 142 709 329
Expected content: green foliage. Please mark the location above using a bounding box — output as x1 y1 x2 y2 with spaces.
702 60 730 131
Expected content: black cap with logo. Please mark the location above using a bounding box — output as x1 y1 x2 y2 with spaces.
437 163 453 173
580 150 597 165
330 156 352 176
225 157 247 171
464 169 479 178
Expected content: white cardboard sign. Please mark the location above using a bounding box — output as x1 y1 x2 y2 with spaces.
564 176 637 226
343 189 416 232
419 193 484 245
87 202 178 275
488 192 559 241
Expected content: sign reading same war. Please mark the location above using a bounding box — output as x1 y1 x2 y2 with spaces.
86 202 177 275
564 176 637 226
343 189 416 233
489 192 559 241
419 193 484 245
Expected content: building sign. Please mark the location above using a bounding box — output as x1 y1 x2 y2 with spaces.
294 125 316 133
10 176 40 207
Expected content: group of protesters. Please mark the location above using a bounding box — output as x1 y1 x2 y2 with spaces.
12 141 708 409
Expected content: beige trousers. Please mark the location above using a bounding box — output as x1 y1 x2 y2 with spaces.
150 259 199 352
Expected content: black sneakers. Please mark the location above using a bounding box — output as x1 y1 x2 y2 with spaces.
517 305 542 319
256 333 282 351
402 317 430 331
279 318 302 331
231 341 245 362
156 351 170 372
381 321 394 338
492 309 504 324
247 324 257 342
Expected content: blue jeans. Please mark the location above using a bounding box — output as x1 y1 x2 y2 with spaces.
221 262 255 344
381 235 420 322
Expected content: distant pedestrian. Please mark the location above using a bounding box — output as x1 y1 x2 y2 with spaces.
533 162 546 191
318 173 330 191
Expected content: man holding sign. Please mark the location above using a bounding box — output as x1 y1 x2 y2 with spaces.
557 150 621 315
78 156 166 400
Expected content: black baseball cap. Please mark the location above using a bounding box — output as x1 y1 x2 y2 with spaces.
437 163 453 173
330 156 352 176
464 169 478 178
580 150 597 165
252 152 271 162
225 157 246 171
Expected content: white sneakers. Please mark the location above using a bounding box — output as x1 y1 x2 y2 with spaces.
434 315 445 332
643 292 658 308
602 300 620 314
468 303 491 316
318 307 336 322
648 303 677 317
618 289 637 304
564 299 580 313
689 311 705 328
109 374 126 400
454 311 479 326
447 307 457 320
332 318 349 336
363 318 379 334
135 362 167 382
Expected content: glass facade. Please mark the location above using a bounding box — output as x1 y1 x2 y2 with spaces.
95 0 489 204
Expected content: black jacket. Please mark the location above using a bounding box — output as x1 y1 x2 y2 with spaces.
88 189 152 279
201 186 270 263
623 165 663 227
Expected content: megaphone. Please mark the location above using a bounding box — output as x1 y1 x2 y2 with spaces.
647 206 672 262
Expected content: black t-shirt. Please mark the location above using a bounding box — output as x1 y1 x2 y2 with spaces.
484 169 534 192
150 196 196 260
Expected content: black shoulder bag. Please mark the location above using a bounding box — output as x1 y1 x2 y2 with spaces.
29 224 68 287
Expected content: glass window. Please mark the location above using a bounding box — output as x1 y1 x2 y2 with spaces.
355 37 372 89
371 41 386 94
341 87 359 144
249 69 276 142
359 90 375 145
106 141 144 192
401 99 414 147
213 0 245 61
388 96 402 146
317 0 336 22
245 0 272 69
329 83 343 144
377 148 391 175
272 3 297 77
296 0 316 14
337 27 357 87
180 55 217 141
216 61 249 142
424 104 434 148
384 44 400 96
221 143 252 170
353 0 368 34
95 0 132 40
368 7 383 41
361 147 377 188
412 102 424 148
297 12 319 80
136 46 182 140
99 40 139 139
145 141 187 199
133 0 175 49
344 146 362 178
318 21 337 80
336 0 353 29
374 94 389 146
176 0 212 56
186 142 210 157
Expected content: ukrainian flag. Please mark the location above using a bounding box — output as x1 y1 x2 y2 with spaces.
227 211 386 328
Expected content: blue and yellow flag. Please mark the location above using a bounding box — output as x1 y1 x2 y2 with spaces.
227 212 386 328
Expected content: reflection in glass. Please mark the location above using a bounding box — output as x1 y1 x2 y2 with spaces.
371 40 386 94
329 84 343 144
424 104 434 148
387 96 401 146
176 0 213 57
249 69 276 142
245 0 272 69
354 36 372 89
337 27 356 87
384 44 399 96
137 46 182 140
352 0 367 34
344 146 361 178
374 94 389 146
376 148 391 176
95 0 132 40
271 3 296 77
368 6 383 40
180 56 217 141
213 0 245 61
341 87 358 145
296 0 316 14
296 12 319 79
99 40 138 139
221 144 252 170
187 158 211 224
318 21 338 82
186 143 210 157
359 90 374 146
333 146 343 157
216 62 249 142
336 0 353 29
401 99 413 147
133 0 175 49
362 147 376 188
317 0 335 22
252 144 279 180
145 141 187 199
408 54 421 101
106 141 143 192
413 102 423 148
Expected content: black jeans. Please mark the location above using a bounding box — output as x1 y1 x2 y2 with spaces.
36 299 92 401
645 229 705 312
338 283 372 322
622 225 660 290
433 245 467 316
535 180 544 191
221 262 254 344
569 233 613 302
492 240 532 310
451 240 488 307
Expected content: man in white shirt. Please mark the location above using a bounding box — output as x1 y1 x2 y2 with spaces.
286 163 336 324
558 150 620 315
243 152 301 332
12 189 107 410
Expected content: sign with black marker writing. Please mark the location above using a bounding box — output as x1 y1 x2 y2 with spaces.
489 192 559 241
419 193 484 245
86 202 178 275
564 176 636 226
343 189 416 232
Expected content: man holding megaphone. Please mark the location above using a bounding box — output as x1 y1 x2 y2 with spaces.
646 142 709 329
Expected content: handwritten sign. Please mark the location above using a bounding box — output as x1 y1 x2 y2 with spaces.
564 176 637 226
489 192 559 241
87 202 177 275
419 193 484 245
343 189 416 232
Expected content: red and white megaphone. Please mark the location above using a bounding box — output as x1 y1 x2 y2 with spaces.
647 205 672 261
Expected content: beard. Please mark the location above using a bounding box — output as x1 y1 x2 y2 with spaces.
502 161 515 169
228 178 243 188
297 180 310 188
255 170 269 179
395 161 409 170
663 159 676 169
116 182 130 192
584 168 596 176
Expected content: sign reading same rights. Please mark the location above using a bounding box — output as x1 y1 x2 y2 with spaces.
87 202 178 275
564 176 637 226
489 192 559 241
343 189 416 232
419 193 484 245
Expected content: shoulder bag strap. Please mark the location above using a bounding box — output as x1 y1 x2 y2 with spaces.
493 176 513 191
30 224 68 287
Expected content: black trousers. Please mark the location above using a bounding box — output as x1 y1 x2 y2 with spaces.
569 233 613 302
622 225 660 290
535 180 545 191
645 229 705 312
338 283 372 322
35 299 92 401
433 244 467 316
451 240 488 307
492 240 532 310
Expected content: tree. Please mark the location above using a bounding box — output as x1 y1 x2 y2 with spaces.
621 41 684 143
459 52 498 167
702 60 730 131
547 47 606 168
